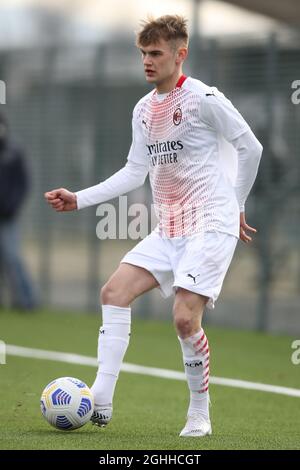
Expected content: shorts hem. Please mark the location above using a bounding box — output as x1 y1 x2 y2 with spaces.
121 258 170 299
173 282 216 309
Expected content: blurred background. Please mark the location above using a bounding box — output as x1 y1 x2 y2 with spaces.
0 0 299 334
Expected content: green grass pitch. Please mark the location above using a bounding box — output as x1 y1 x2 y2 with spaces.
0 308 300 450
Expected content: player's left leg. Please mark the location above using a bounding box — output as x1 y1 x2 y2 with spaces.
173 289 212 437
173 231 238 437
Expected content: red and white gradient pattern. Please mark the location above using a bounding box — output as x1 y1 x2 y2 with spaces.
135 78 220 237
193 328 210 393
179 327 210 395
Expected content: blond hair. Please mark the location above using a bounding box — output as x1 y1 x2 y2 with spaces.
136 15 189 48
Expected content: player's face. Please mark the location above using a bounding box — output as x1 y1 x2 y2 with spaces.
140 39 186 92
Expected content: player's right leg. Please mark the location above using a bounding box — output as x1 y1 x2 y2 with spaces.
91 263 159 427
101 262 159 307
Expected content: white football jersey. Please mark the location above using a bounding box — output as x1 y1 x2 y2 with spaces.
128 76 250 238
76 75 261 239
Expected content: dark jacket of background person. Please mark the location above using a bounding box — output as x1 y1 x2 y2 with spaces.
0 112 36 310
0 140 29 221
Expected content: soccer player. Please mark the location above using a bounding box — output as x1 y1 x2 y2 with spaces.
45 15 262 437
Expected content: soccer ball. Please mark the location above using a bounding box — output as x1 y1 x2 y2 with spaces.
40 377 94 430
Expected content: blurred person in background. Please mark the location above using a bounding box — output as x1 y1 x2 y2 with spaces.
0 112 37 310
45 15 262 437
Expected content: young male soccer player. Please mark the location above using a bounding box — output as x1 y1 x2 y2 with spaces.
45 15 262 437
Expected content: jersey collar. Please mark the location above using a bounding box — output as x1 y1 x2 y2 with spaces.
153 75 188 98
176 75 187 88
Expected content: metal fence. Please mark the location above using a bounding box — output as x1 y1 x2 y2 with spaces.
0 31 299 333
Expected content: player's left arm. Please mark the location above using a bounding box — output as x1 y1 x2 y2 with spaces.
230 130 262 243
200 92 263 243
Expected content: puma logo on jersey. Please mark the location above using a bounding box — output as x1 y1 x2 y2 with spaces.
142 119 148 128
187 273 200 284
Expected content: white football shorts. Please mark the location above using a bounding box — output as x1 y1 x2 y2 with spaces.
121 230 238 309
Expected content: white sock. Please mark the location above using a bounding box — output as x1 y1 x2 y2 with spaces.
91 304 131 406
178 328 210 420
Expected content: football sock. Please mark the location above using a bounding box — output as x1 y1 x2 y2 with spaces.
91 304 131 406
178 328 210 420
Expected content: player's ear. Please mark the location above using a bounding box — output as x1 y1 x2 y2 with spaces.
176 47 188 64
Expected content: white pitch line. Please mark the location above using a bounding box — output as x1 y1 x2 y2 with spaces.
6 344 300 398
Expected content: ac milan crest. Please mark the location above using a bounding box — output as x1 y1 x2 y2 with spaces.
173 107 182 126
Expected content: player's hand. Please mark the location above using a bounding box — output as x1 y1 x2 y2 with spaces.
44 188 77 212
240 212 257 243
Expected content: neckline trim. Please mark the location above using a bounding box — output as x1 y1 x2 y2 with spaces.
153 75 188 99
176 74 187 88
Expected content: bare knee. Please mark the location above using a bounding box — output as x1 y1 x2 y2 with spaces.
173 295 195 336
173 308 194 338
100 281 132 307
173 289 207 338
100 264 157 307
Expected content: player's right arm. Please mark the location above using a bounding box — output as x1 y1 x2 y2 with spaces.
45 109 148 212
